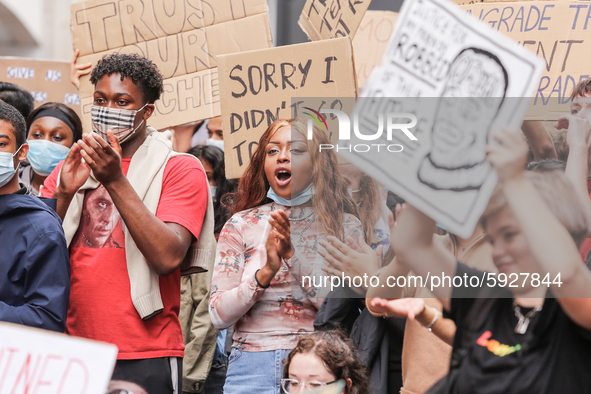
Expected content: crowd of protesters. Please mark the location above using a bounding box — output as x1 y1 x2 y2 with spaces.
1 34 591 394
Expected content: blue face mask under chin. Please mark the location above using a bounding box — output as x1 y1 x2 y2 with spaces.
0 145 23 188
267 183 315 206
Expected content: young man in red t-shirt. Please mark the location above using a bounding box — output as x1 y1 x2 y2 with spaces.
42 54 208 392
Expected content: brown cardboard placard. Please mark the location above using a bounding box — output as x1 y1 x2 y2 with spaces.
71 0 273 132
451 0 543 5
460 1 591 120
0 57 82 117
217 37 358 178
298 0 373 41
352 10 398 89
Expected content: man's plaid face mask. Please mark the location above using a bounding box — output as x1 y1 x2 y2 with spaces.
91 104 147 143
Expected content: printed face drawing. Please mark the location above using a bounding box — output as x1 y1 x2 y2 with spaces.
418 48 508 191
75 186 122 248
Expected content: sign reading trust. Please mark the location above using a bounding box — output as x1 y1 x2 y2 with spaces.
70 0 273 132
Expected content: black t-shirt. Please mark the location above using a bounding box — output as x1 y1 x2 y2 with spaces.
386 316 405 393
427 262 591 394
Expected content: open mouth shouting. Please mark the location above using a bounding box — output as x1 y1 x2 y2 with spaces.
275 167 292 187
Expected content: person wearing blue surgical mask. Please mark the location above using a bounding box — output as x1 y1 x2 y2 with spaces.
0 101 70 333
20 103 82 196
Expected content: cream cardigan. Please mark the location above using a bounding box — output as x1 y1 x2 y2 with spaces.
60 128 214 320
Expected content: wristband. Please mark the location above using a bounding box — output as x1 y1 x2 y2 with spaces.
425 308 440 332
254 269 270 289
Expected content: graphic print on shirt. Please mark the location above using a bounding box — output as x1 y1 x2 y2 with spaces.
242 208 265 226
219 219 237 239
278 296 304 319
244 242 255 266
235 336 247 351
71 185 124 249
218 250 241 276
476 330 522 357
273 261 290 283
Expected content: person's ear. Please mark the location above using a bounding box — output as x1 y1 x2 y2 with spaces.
144 104 155 120
345 378 352 393
18 143 29 162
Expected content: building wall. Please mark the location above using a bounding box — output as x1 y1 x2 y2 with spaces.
0 0 77 61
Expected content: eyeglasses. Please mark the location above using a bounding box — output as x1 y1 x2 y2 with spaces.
281 378 338 393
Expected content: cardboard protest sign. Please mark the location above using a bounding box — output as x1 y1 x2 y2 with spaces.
70 0 273 132
458 1 591 121
337 0 544 238
298 0 373 41
352 11 398 89
0 322 117 393
217 37 358 178
0 57 81 116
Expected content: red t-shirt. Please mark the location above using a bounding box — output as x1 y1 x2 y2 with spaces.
42 156 207 359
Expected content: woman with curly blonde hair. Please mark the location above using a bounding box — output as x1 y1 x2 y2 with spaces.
209 118 362 394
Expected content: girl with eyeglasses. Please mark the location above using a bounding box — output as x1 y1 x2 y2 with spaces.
282 330 369 394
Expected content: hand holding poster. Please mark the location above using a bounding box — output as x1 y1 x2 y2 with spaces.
70 0 273 132
217 37 358 178
337 0 544 238
299 0 373 41
0 322 117 394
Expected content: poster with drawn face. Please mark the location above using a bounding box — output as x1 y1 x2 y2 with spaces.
338 0 544 238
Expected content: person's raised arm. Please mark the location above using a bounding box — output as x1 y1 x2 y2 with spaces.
77 131 196 275
521 120 557 161
487 127 591 330
391 204 456 309
52 143 91 220
366 298 456 346
556 115 591 227
209 215 283 329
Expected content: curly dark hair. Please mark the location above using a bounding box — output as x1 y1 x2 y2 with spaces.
187 144 238 235
284 330 369 394
0 101 26 147
90 53 164 104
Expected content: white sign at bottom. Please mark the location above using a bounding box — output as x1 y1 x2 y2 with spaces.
0 322 118 394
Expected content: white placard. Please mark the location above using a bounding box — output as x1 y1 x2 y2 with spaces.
0 322 118 394
340 0 544 238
